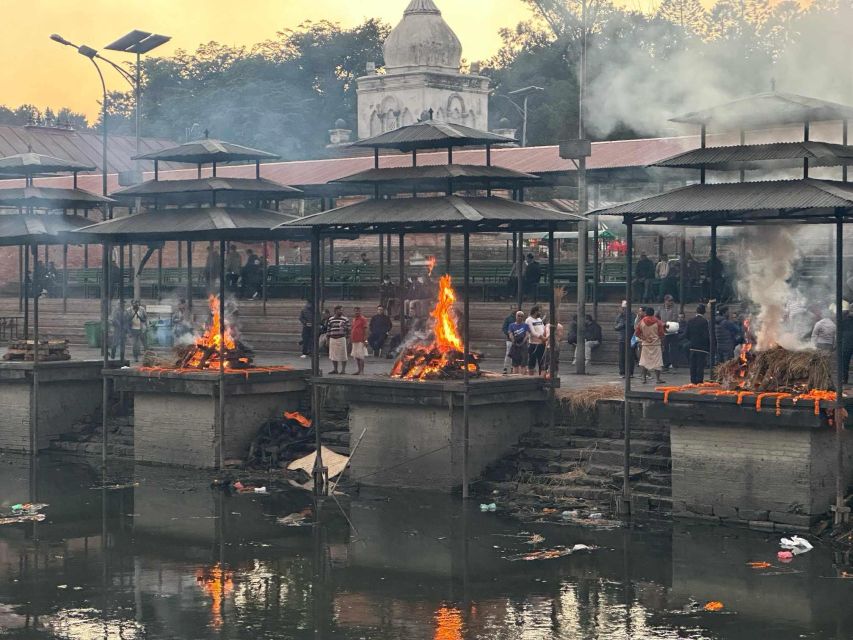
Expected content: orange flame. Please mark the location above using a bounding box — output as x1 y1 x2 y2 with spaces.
184 295 237 369
284 411 312 428
426 255 437 277
432 274 463 353
391 274 477 380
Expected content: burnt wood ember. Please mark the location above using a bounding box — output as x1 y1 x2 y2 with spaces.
174 340 254 370
246 412 315 469
391 345 481 380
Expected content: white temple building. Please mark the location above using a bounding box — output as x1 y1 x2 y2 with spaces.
355 0 490 139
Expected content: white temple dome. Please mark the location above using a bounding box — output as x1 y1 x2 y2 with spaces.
383 0 463 73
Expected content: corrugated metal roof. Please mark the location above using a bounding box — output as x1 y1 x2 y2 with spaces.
134 139 279 163
0 125 176 175
653 141 853 170
0 213 93 245
334 164 538 183
349 120 517 151
0 135 702 195
0 186 112 209
75 206 305 242
112 177 301 199
671 92 853 129
0 152 95 175
592 179 853 224
278 195 586 233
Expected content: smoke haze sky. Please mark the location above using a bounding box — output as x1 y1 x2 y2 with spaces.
2 0 531 121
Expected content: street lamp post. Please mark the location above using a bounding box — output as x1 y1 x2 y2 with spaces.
495 86 544 147
104 31 171 301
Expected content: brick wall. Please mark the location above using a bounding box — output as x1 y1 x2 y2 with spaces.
670 422 852 526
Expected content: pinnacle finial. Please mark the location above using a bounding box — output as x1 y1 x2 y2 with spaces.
404 0 441 14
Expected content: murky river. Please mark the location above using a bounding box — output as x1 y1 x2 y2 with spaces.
0 453 850 639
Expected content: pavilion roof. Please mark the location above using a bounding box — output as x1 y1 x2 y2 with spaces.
134 139 279 164
349 120 516 152
652 141 853 170
74 206 306 242
670 92 853 130
276 195 586 234
0 213 93 245
111 177 301 204
0 152 95 176
0 186 112 209
591 179 853 225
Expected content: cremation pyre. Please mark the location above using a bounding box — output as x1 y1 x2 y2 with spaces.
656 321 837 415
175 295 253 369
391 274 480 380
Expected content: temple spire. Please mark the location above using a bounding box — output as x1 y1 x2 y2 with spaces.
405 0 441 14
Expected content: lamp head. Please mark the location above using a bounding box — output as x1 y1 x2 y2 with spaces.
77 44 99 59
50 33 73 46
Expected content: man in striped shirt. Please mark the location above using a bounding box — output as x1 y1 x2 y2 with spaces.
327 305 350 374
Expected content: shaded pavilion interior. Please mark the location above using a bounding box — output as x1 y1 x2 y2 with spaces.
275 119 585 496
72 137 305 469
0 151 114 456
593 90 852 520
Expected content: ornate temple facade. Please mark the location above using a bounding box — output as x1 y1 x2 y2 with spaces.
355 0 490 138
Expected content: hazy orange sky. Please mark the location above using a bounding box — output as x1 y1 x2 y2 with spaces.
4 0 536 121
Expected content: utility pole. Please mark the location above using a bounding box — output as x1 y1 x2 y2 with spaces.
575 0 589 375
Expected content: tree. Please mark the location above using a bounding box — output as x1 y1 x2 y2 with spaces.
656 0 709 37
125 19 389 158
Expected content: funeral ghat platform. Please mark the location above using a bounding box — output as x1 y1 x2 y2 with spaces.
105 367 310 468
633 390 853 529
318 375 547 492
0 360 121 452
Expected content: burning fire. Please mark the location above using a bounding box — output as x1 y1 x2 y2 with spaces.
655 314 839 417
177 295 253 369
284 411 312 428
391 274 480 380
426 255 437 276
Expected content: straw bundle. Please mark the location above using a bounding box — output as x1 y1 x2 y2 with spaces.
558 384 624 411
716 346 833 392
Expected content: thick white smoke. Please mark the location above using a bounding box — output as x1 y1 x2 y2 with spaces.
736 226 821 351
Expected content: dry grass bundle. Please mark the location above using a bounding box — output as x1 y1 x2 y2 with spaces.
558 384 624 411
716 346 833 392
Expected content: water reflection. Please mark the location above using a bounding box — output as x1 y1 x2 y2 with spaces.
0 453 849 639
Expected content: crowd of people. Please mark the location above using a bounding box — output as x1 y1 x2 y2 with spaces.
633 251 730 304
205 244 265 299
298 302 395 375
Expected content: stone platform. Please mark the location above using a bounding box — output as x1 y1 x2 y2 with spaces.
0 360 116 453
318 375 547 491
637 390 853 528
106 367 310 468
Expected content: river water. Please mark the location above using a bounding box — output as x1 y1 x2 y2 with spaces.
0 453 850 639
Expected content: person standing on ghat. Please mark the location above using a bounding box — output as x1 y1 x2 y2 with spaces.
298 298 313 359
635 306 666 384
507 310 529 374
614 300 635 378
502 304 520 375
125 299 148 363
525 305 547 375
350 306 368 375
326 305 350 374
686 304 710 384
658 294 679 369
811 310 836 352
368 305 392 357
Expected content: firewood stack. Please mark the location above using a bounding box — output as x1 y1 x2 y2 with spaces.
4 339 71 361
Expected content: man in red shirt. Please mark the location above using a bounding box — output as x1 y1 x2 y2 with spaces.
350 306 369 375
